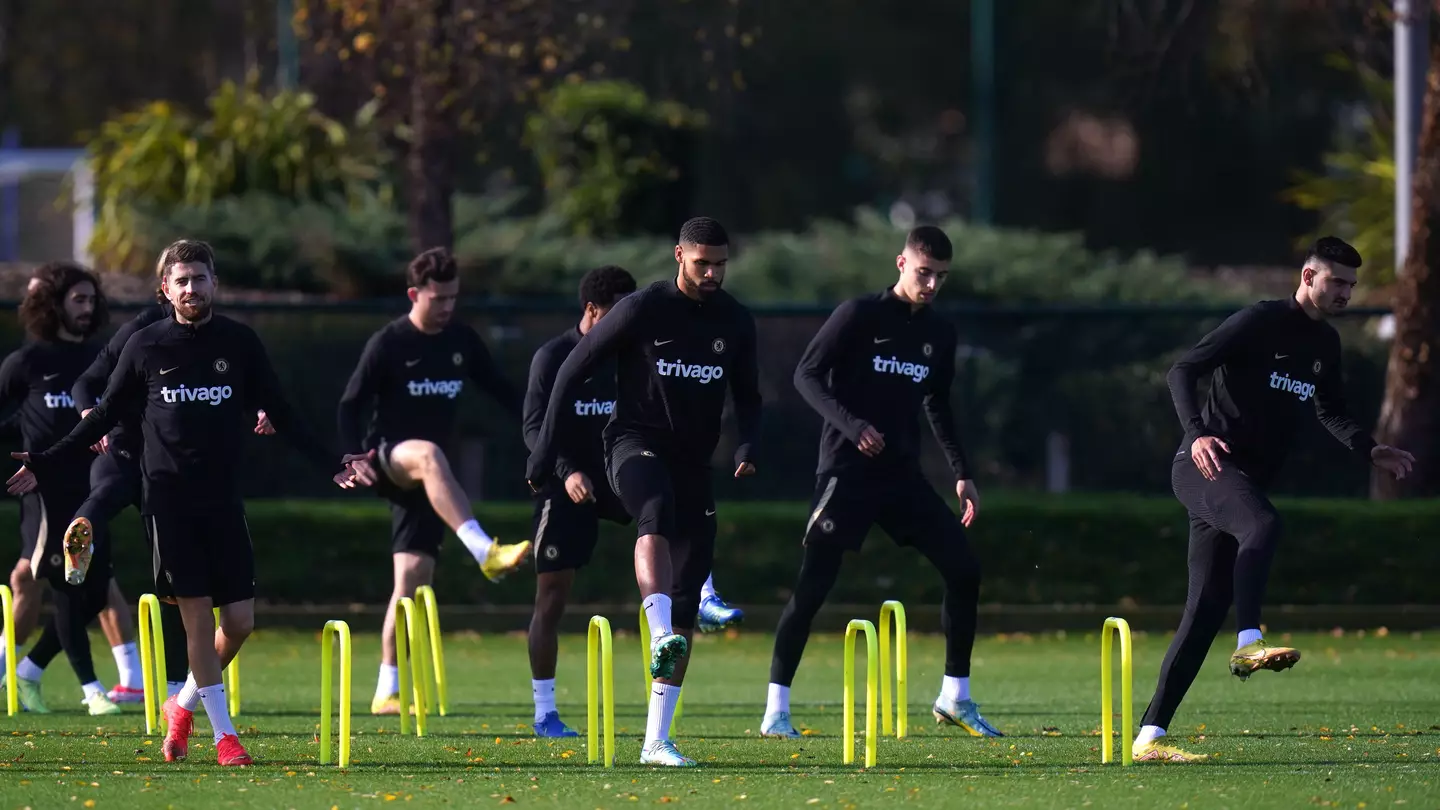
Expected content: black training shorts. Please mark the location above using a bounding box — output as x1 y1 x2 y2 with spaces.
373 439 446 557
531 473 631 573
20 487 93 582
147 505 255 606
606 434 716 629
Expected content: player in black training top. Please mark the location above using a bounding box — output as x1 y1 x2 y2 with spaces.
526 217 762 767
8 239 374 767
1129 236 1414 763
66 296 277 706
758 225 1001 740
0 262 122 716
336 247 531 717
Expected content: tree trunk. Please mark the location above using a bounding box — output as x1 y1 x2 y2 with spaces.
405 0 455 252
1373 34 1440 499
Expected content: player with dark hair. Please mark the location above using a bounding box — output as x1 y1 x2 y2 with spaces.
527 217 762 766
759 225 1001 739
337 247 532 716
1130 236 1414 762
65 273 276 705
0 261 123 715
8 239 374 765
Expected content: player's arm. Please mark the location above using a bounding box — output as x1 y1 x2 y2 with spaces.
1312 333 1377 458
73 313 143 412
0 351 30 421
523 341 581 481
729 310 762 474
526 292 644 488
922 332 973 481
793 299 869 444
335 330 386 456
465 326 523 419
1167 307 1259 444
24 337 142 473
242 330 351 475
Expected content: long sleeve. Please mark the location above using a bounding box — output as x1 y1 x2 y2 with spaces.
465 326 523 419
336 331 385 456
793 299 870 445
922 333 972 480
523 341 578 481
0 351 30 424
243 331 337 472
31 340 141 471
73 317 142 411
526 293 644 485
729 311 762 467
1313 332 1377 459
1166 307 1258 445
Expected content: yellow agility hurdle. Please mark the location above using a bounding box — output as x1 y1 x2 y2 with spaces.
395 596 429 737
843 618 878 768
138 594 167 734
320 619 353 768
414 585 448 716
878 600 907 739
1 585 16 717
1100 616 1134 766
587 615 616 767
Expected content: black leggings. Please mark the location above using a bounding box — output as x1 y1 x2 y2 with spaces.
26 569 110 685
769 531 981 686
1140 459 1284 729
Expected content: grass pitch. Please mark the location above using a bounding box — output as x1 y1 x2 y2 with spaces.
2 626 1437 809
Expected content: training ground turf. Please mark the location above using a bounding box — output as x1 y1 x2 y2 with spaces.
1 628 1437 809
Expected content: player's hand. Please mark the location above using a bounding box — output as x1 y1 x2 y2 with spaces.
955 478 979 527
1371 444 1415 479
564 471 595 504
338 450 379 488
89 434 109 455
734 461 756 478
254 410 275 436
6 453 35 495
857 425 885 457
1190 436 1230 481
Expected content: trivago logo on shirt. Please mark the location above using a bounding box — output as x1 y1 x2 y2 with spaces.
161 384 234 406
407 378 464 399
574 399 616 417
1269 372 1316 402
42 391 76 410
655 359 724 384
872 355 930 383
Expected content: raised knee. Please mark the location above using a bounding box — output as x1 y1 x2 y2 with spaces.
414 442 447 475
223 614 255 641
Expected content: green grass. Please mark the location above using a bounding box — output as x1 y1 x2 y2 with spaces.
3 628 1439 808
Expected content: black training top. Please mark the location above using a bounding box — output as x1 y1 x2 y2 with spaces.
29 314 339 510
526 280 761 484
0 338 102 491
794 288 971 480
523 328 618 483
72 302 171 454
336 316 522 456
1167 297 1375 482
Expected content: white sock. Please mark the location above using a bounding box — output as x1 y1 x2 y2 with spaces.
533 679 557 721
940 675 970 703
16 657 43 682
82 681 104 700
177 674 202 711
198 684 237 742
376 664 399 699
700 574 718 602
113 642 142 689
644 683 683 745
456 519 495 564
765 683 790 717
1134 724 1165 748
1237 628 1263 649
166 681 185 698
642 594 673 640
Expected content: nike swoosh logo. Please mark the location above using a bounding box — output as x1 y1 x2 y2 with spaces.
159 367 179 375
42 373 59 381
406 359 421 367
1274 353 1288 359
654 339 674 346
705 509 716 516
873 338 891 344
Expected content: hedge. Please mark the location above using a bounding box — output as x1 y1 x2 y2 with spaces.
11 494 1435 607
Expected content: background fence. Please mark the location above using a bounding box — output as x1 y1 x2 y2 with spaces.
0 299 1393 501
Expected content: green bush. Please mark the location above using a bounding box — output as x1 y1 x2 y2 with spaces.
86 72 391 272
59 495 1440 607
524 80 707 237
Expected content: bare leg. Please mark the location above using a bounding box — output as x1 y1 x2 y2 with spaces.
97 579 134 647
176 597 222 688
214 600 254 669
380 552 434 668
386 441 475 532
9 559 43 645
529 570 575 680
635 534 673 602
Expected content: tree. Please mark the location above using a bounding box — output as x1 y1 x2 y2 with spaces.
298 0 631 252
1373 31 1440 498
